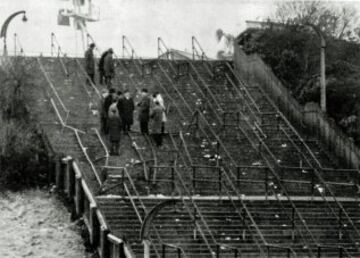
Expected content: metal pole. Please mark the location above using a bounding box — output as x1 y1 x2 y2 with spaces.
14 33 17 56
320 35 326 112
122 35 125 58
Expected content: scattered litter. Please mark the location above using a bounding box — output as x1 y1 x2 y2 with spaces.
204 154 211 159
277 159 281 163
275 214 279 218
301 169 308 174
281 143 287 148
175 218 180 222
252 161 262 166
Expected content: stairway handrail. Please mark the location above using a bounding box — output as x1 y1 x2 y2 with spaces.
191 36 209 62
191 36 213 75
226 60 360 239
37 57 70 116
122 35 142 63
160 62 317 256
123 167 186 258
74 130 103 186
157 64 271 254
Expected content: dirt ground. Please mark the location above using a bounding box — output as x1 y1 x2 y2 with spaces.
0 189 94 258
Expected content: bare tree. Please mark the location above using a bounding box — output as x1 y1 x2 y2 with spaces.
273 1 359 40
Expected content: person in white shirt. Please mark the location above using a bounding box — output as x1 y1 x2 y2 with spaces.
152 92 167 133
216 29 234 60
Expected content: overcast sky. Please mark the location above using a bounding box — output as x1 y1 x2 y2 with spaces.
0 0 359 58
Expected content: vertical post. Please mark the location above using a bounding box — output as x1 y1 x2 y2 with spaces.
218 167 222 193
338 247 343 258
55 156 62 190
51 33 54 56
291 207 295 241
236 167 240 189
14 33 17 56
157 37 161 59
216 244 220 258
122 35 125 58
121 168 125 194
143 240 151 258
177 248 181 258
100 227 109 258
90 205 99 245
75 177 84 215
192 36 195 60
320 36 326 113
171 167 175 192
338 208 342 240
317 246 321 258
192 166 196 192
265 168 269 200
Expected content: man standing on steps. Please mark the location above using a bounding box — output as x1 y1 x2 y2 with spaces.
150 101 164 147
103 88 116 134
137 88 150 134
118 89 135 133
84 43 96 85
104 48 115 88
98 49 108 85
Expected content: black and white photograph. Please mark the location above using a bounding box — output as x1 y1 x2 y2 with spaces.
1 0 360 257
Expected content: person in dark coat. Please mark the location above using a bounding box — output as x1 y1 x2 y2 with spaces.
99 89 109 134
118 89 135 133
137 88 150 134
103 88 116 134
98 50 108 85
104 48 115 88
84 43 95 85
107 103 122 155
150 101 164 147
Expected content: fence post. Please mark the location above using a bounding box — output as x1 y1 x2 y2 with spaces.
100 227 110 258
291 207 295 241
75 177 84 215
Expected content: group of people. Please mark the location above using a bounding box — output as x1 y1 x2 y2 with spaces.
100 88 167 155
84 43 115 88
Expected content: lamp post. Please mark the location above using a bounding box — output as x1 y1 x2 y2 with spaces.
0 11 27 56
306 23 326 113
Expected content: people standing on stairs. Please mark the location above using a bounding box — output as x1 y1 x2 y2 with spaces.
152 92 167 133
84 43 96 85
104 48 115 88
107 102 122 156
150 101 164 147
99 89 108 134
118 89 135 133
98 50 108 85
103 88 116 134
116 90 123 102
137 88 151 135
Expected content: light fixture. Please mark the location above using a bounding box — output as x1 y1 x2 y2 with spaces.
22 13 27 22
